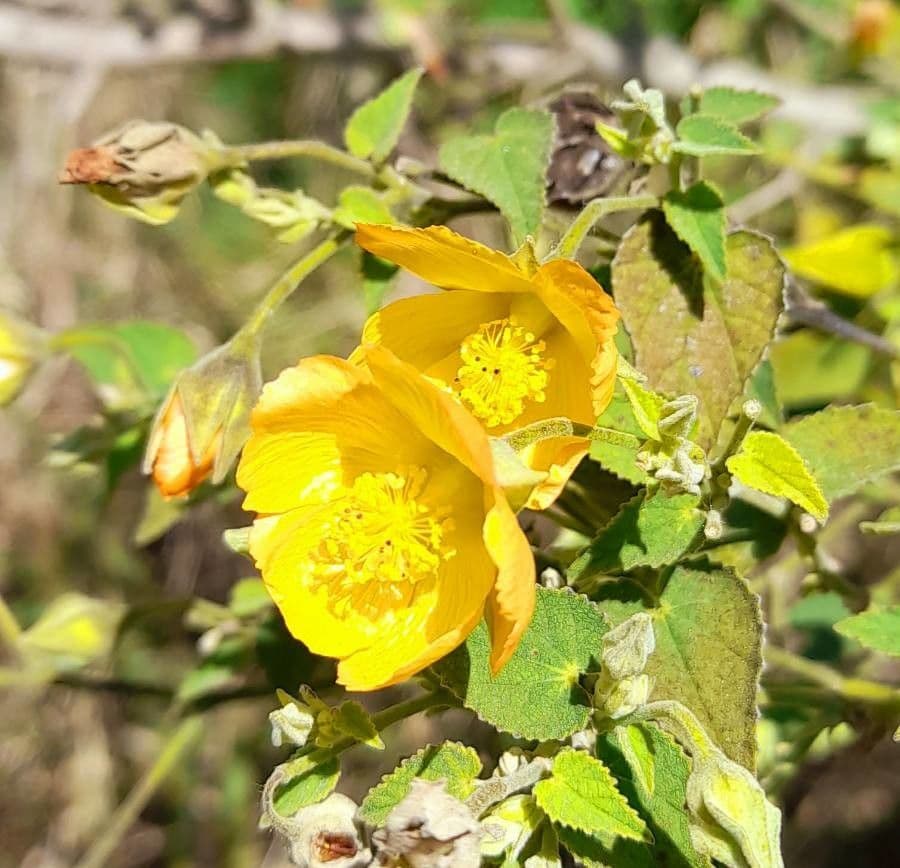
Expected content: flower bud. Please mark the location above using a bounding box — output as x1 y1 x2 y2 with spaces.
60 121 228 225
601 612 655 681
270 701 316 749
0 311 46 405
144 334 262 499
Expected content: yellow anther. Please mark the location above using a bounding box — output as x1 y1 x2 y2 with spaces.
454 318 551 428
306 468 455 618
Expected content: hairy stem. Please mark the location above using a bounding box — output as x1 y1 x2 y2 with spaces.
550 194 659 259
74 716 204 868
221 141 375 178
239 233 350 338
466 757 552 816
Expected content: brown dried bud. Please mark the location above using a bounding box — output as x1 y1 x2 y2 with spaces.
546 91 630 206
60 120 226 224
373 780 481 867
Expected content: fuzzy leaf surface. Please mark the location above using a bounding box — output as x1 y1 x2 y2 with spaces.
663 182 727 283
439 107 554 244
783 405 900 502
534 749 648 844
274 757 340 816
726 430 828 521
433 588 607 740
344 68 423 162
357 742 481 826
613 214 784 450
594 564 762 770
569 492 704 581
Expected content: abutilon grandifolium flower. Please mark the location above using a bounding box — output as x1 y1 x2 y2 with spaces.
235 346 535 691
353 223 620 509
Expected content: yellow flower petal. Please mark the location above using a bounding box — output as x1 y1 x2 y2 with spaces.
519 435 590 511
483 491 536 673
355 224 535 294
237 355 438 513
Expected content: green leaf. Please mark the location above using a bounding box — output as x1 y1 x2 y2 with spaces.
698 87 780 125
770 332 870 409
860 505 900 535
569 492 704 581
789 592 851 629
620 377 665 440
590 389 651 485
674 115 761 157
663 182 727 284
333 700 384 750
332 186 395 229
613 214 784 450
783 405 900 502
20 593 123 671
344 68 423 162
535 749 648 844
834 606 900 656
438 107 554 244
62 321 196 408
358 742 481 826
274 757 340 816
228 577 272 618
726 430 828 521
782 225 899 298
432 588 607 740
564 723 709 868
594 564 763 770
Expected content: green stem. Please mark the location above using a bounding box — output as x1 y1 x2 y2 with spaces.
239 233 350 338
74 715 204 868
765 645 900 708
281 688 453 783
221 141 375 178
550 194 659 259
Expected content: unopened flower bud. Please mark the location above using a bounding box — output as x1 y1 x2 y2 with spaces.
0 311 46 405
143 334 262 498
597 674 652 719
60 120 228 225
270 701 316 749
601 612 655 681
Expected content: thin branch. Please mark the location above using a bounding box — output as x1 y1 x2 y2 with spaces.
786 279 900 360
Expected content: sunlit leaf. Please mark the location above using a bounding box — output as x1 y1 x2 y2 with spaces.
344 68 423 162
674 115 760 156
439 107 554 244
698 87 780 125
663 181 727 283
433 588 607 740
834 606 900 656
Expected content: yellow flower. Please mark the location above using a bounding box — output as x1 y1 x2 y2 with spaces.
353 224 620 509
235 346 535 691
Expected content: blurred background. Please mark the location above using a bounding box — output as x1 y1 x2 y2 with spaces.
0 1 898 866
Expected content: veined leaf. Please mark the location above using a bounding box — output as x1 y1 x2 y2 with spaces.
726 430 828 521
439 107 554 244
534 749 649 845
358 742 481 826
569 491 704 580
344 68 423 162
663 181 727 283
783 404 900 502
274 757 340 816
674 115 760 157
594 564 762 770
432 588 607 740
613 214 784 451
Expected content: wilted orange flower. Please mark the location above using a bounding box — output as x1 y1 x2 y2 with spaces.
146 393 220 498
235 346 535 691
353 224 620 509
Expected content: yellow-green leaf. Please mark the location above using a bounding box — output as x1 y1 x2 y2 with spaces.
344 68 423 162
783 225 899 298
726 431 828 521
